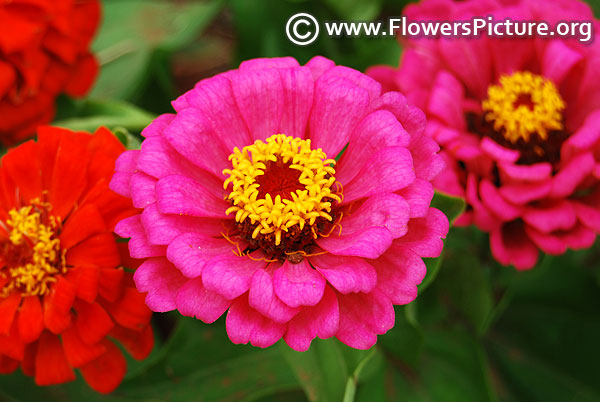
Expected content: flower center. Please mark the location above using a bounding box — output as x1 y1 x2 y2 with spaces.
0 200 66 297
223 134 342 261
482 71 565 144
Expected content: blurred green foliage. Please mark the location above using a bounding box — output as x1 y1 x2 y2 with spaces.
3 0 596 401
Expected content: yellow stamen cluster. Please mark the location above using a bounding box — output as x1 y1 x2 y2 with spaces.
482 71 565 143
0 200 66 297
223 134 341 246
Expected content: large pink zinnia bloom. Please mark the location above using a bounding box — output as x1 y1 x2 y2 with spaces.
109 56 448 350
368 0 600 270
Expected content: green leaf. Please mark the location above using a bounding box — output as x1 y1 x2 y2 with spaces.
378 305 424 366
52 99 156 133
323 0 384 21
91 0 224 101
430 191 466 225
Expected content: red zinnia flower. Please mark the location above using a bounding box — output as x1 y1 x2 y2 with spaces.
0 126 153 393
0 0 101 146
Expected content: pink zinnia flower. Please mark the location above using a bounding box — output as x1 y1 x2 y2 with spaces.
110 56 448 350
368 0 600 270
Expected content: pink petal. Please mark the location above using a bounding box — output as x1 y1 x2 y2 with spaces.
397 178 435 218
490 223 539 270
226 297 286 348
551 152 595 198
134 258 187 312
230 68 284 142
248 269 300 323
202 255 265 300
574 200 600 232
523 200 577 233
336 110 410 185
320 65 382 101
479 179 521 221
410 134 445 181
524 226 567 256
427 70 466 130
365 65 399 93
276 67 315 139
155 174 228 218
141 114 175 138
305 56 335 80
172 75 251 151
115 215 166 258
394 207 449 258
239 57 300 71
272 259 326 308
542 40 583 86
439 37 491 99
317 227 392 259
500 180 552 205
559 224 597 250
175 277 231 323
283 286 339 352
370 92 426 144
563 110 600 159
309 73 370 158
141 203 223 245
109 150 139 198
480 137 520 163
162 108 230 177
342 147 415 204
129 172 157 208
166 233 236 278
371 246 426 305
311 253 377 294
336 290 395 350
498 162 552 182
342 193 411 238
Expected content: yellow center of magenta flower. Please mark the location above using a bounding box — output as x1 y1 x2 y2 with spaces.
223 134 342 248
0 200 66 297
482 71 565 144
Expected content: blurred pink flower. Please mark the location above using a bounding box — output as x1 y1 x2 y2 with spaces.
368 0 600 269
110 56 448 350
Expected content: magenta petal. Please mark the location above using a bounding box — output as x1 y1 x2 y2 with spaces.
317 227 392 259
284 286 339 352
248 269 300 323
305 56 335 80
409 134 445 181
155 174 228 218
272 259 326 308
336 110 410 185
166 233 235 278
397 178 435 218
500 180 552 205
162 108 230 177
175 277 231 323
479 179 521 222
559 224 596 250
370 91 426 144
320 65 382 101
226 297 286 348
563 110 600 159
230 68 284 142
439 37 490 99
394 208 449 258
115 215 166 258
309 74 370 158
134 258 187 312
550 152 595 198
172 75 251 151
523 200 577 233
542 40 583 86
574 201 600 232
142 113 175 138
480 137 520 163
498 162 552 182
490 224 539 270
343 147 415 204
524 226 567 256
427 70 465 130
336 290 395 350
129 172 157 208
277 67 314 139
202 255 265 300
240 57 300 71
141 203 223 245
342 193 411 238
109 150 139 198
311 254 377 294
372 246 426 305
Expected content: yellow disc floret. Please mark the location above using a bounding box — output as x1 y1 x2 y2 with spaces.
482 71 565 143
223 134 342 246
0 200 66 297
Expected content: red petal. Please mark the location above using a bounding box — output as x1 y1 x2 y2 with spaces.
64 54 98 97
80 341 126 394
0 354 19 374
65 265 100 303
66 233 120 267
110 325 154 361
34 332 75 386
105 288 152 331
60 204 106 250
0 322 24 360
0 292 21 335
74 301 113 345
18 296 44 343
2 140 42 201
21 342 38 377
43 277 76 334
61 327 106 368
0 60 16 99
98 267 125 302
80 181 136 230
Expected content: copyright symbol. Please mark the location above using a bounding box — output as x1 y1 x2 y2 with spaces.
286 13 319 46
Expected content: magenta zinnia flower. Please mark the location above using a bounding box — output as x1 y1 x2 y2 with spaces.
368 0 600 269
110 56 448 350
